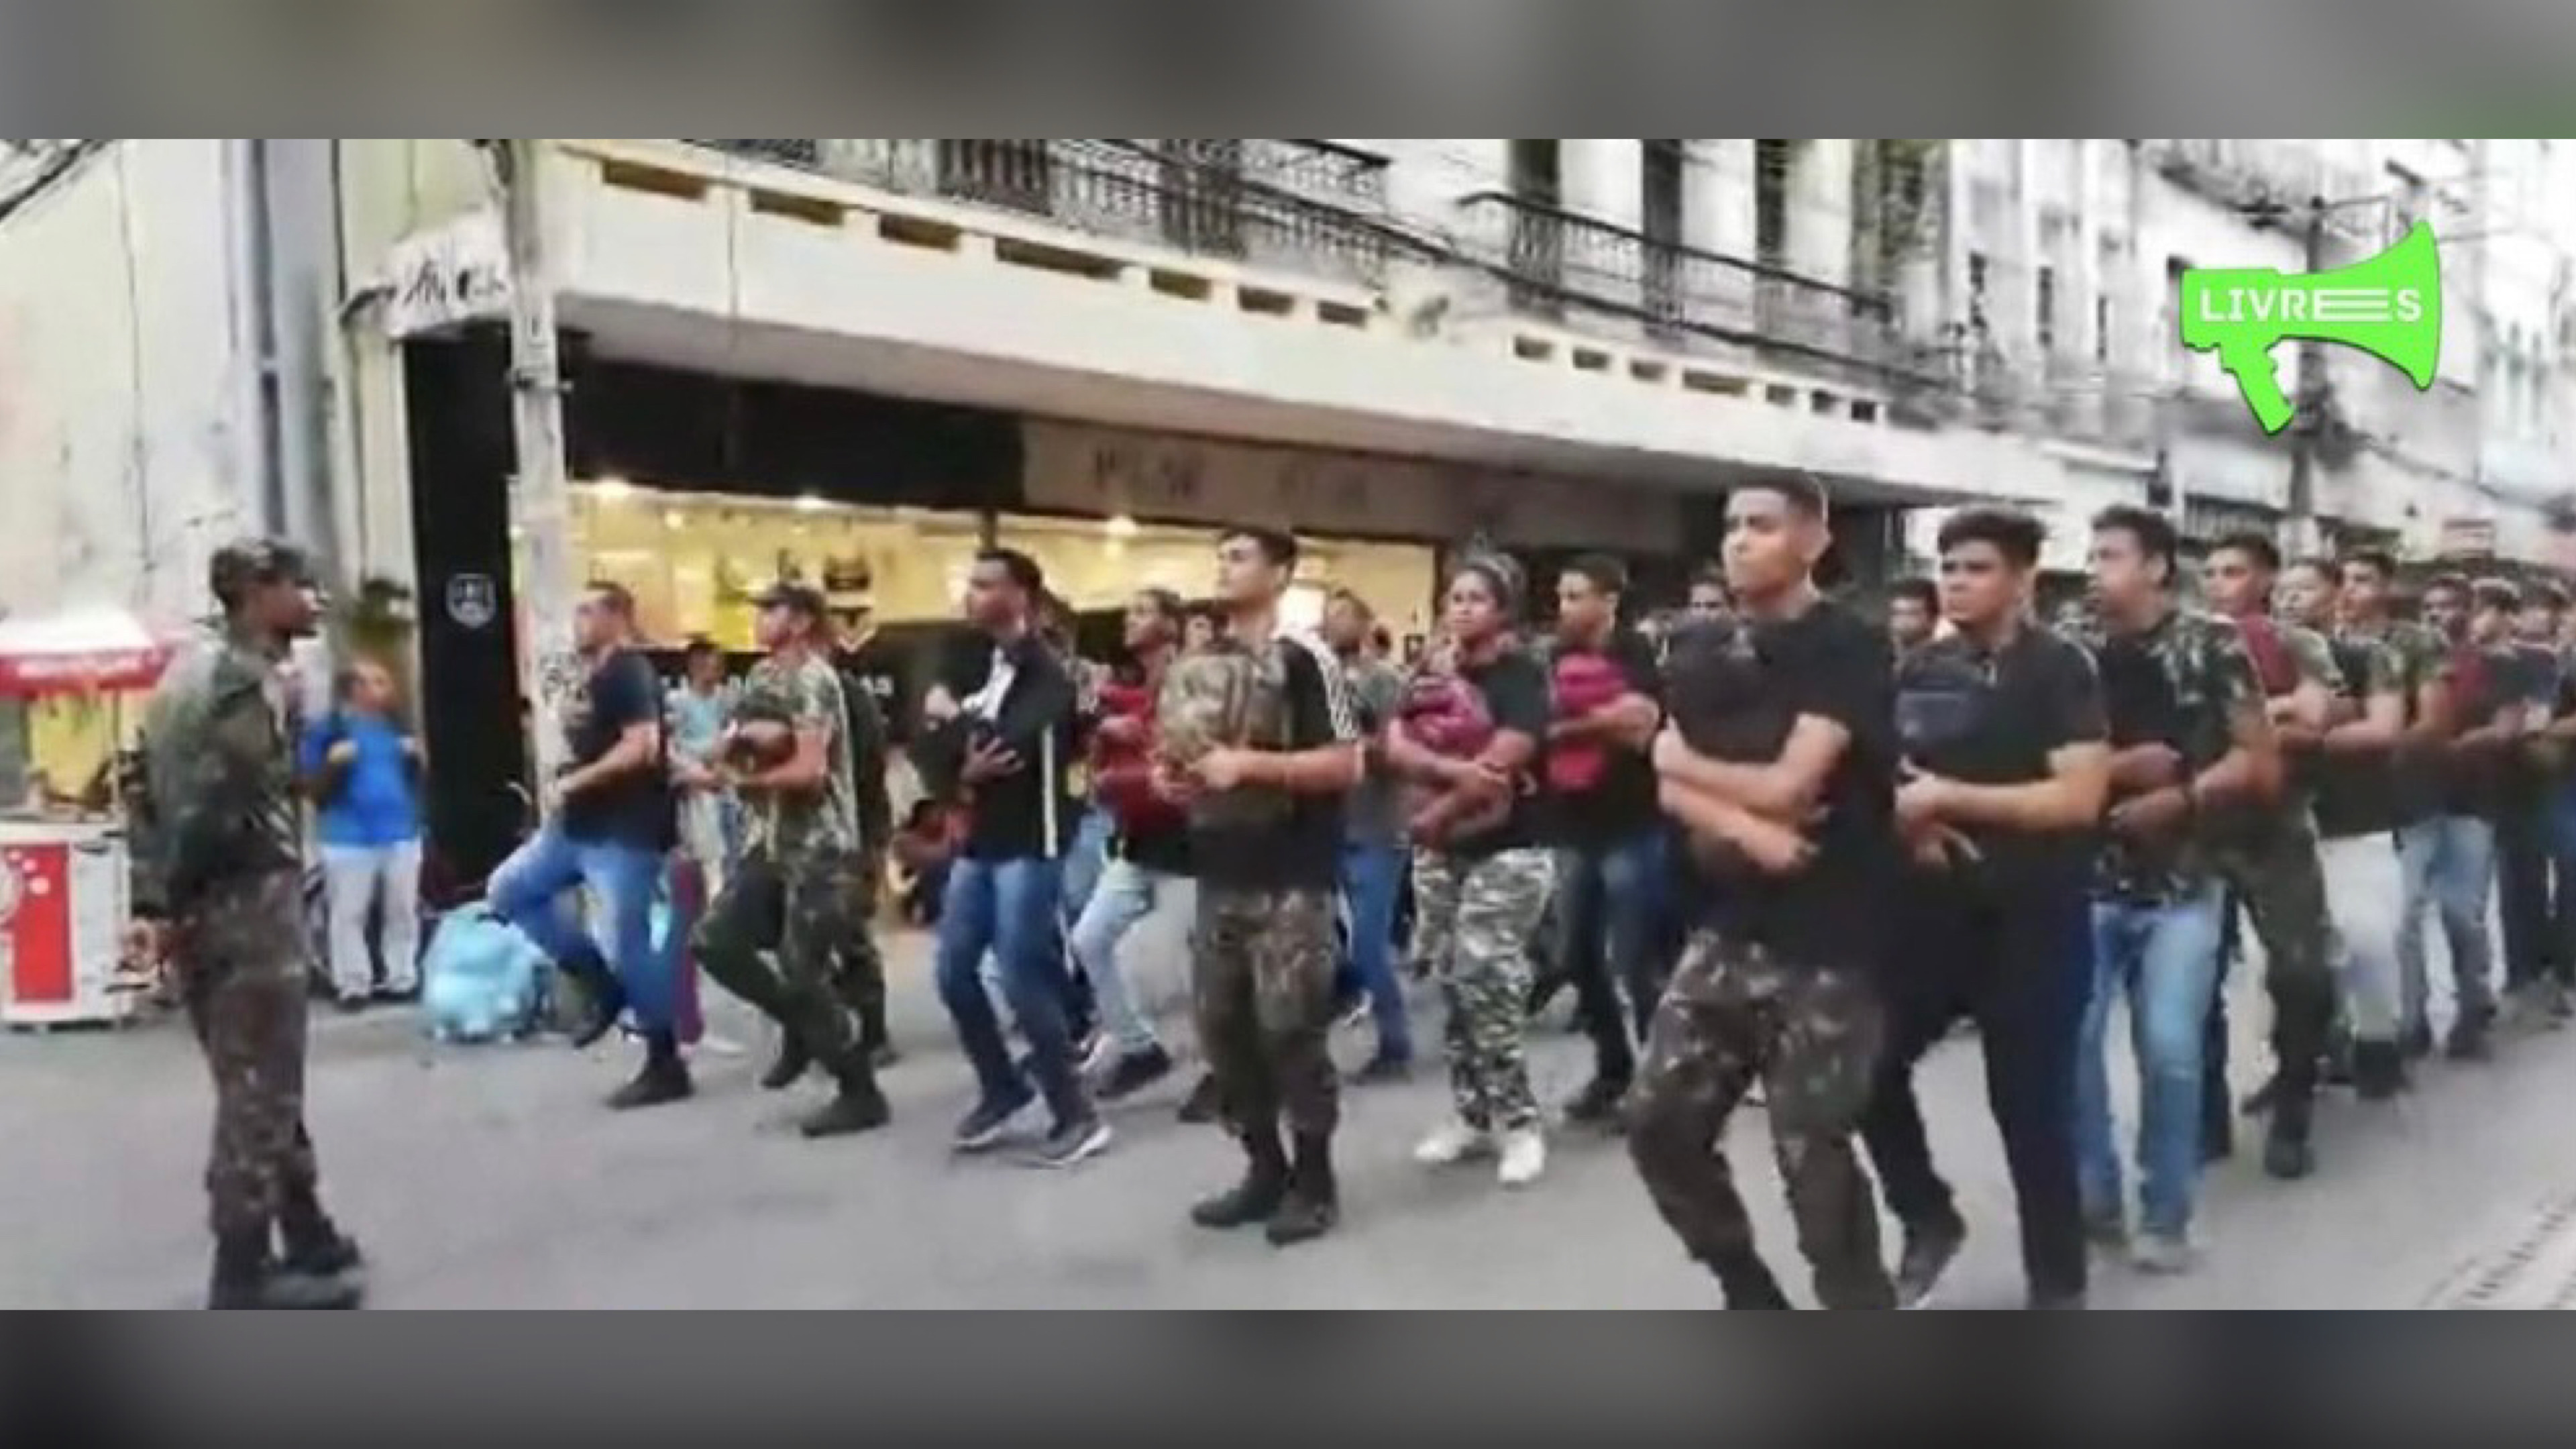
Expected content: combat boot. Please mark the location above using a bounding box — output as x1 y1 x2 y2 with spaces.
1708 1251 1792 1310
278 1189 366 1281
1190 1131 1289 1230
608 1034 694 1112
2261 1088 2318 1182
759 1034 812 1091
799 1062 893 1139
209 1229 361 1311
2352 1039 2410 1101
556 951 627 1051
1265 1134 1340 1247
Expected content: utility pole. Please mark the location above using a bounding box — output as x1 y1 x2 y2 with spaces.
2284 200 2330 559
494 139 576 801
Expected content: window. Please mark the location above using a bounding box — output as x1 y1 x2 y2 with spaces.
2096 294 2112 364
1641 140 1686 324
1508 140 1562 206
1968 252 1990 333
1756 139 1794 264
2037 265 2058 356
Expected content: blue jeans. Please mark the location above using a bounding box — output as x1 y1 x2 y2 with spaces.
486 822 672 1034
937 855 1083 1125
2076 885 2226 1239
1069 857 1174 1056
1336 840 1413 1063
1554 829 1670 1085
2397 814 2498 1032
1061 808 1113 928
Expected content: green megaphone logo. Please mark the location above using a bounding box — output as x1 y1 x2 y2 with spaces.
2180 220 2442 433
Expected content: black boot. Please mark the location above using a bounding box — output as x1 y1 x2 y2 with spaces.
609 1034 694 1111
759 1034 812 1092
277 1189 365 1280
1709 1251 1792 1310
1177 1072 1224 1126
2352 1040 2409 1102
209 1228 361 1310
1191 1131 1290 1230
1266 1134 1340 1247
798 1061 892 1139
556 951 627 1051
2261 1083 2318 1181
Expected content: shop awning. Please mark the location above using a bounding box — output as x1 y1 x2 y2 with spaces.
0 607 175 696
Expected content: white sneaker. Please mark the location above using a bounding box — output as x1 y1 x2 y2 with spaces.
1496 1128 1548 1189
1413 1119 1493 1167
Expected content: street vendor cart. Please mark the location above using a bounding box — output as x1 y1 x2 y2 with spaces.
0 606 172 1027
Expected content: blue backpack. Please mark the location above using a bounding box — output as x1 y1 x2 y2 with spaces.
421 907 547 1044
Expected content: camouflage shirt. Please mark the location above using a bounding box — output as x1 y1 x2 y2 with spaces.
135 629 303 911
737 653 858 862
2078 607 2265 903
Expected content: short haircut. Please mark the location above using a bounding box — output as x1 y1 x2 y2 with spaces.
1934 506 2046 570
2285 554 2343 584
2090 505 2180 578
974 547 1044 596
1369 624 1393 653
1690 561 1729 593
1888 577 1939 612
1222 525 1301 572
2342 547 2399 582
2472 577 2522 613
1137 586 1185 625
2210 530 2282 574
1735 470 1830 520
583 580 637 619
2530 582 2570 612
682 635 722 661
2422 572 2471 601
1562 552 1629 598
1325 586 1375 623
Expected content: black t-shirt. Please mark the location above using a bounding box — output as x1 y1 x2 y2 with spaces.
1548 631 1666 849
1441 649 1556 859
559 648 673 849
1896 627 2106 893
1190 633 1359 892
1695 602 1899 969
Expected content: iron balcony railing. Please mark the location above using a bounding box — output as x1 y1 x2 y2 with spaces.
1454 189 1931 389
690 138 1397 286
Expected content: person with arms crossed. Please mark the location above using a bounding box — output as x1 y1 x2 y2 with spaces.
1542 554 1669 1130
487 582 684 1110
1626 473 1900 1311
2072 506 2278 1275
1175 527 1365 1246
1862 507 2109 1309
1391 553 1560 1189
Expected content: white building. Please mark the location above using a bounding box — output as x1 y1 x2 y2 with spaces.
8 138 2575 873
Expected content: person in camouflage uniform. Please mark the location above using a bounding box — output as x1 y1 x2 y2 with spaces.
1627 474 1900 1311
2284 555 2424 1099
137 539 363 1309
2197 533 2344 1182
2072 506 2278 1275
1174 527 1364 1246
692 582 889 1140
1387 554 1562 1191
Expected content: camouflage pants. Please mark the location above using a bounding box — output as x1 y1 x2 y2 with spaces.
1193 885 1339 1140
694 848 869 1076
1625 930 1894 1309
177 871 321 1238
2218 828 2337 1093
1413 847 1556 1134
835 851 890 1045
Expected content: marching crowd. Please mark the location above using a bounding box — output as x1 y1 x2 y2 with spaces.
133 464 2576 1309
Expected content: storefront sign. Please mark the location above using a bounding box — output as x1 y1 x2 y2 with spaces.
384 213 514 340
1020 420 1682 553
2437 517 2497 558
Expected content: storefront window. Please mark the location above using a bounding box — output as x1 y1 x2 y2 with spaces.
994 514 1436 644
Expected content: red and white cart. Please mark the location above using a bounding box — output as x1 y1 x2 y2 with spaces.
0 606 172 1028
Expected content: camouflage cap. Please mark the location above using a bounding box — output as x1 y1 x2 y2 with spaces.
208 537 315 609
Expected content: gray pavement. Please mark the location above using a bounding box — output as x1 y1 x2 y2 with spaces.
6 867 2575 1308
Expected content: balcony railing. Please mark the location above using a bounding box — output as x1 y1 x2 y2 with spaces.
689 138 1397 286
1454 190 1929 389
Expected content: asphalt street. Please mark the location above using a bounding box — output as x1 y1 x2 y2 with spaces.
7 856 2575 1309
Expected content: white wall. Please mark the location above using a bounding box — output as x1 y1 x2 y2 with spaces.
0 142 258 623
